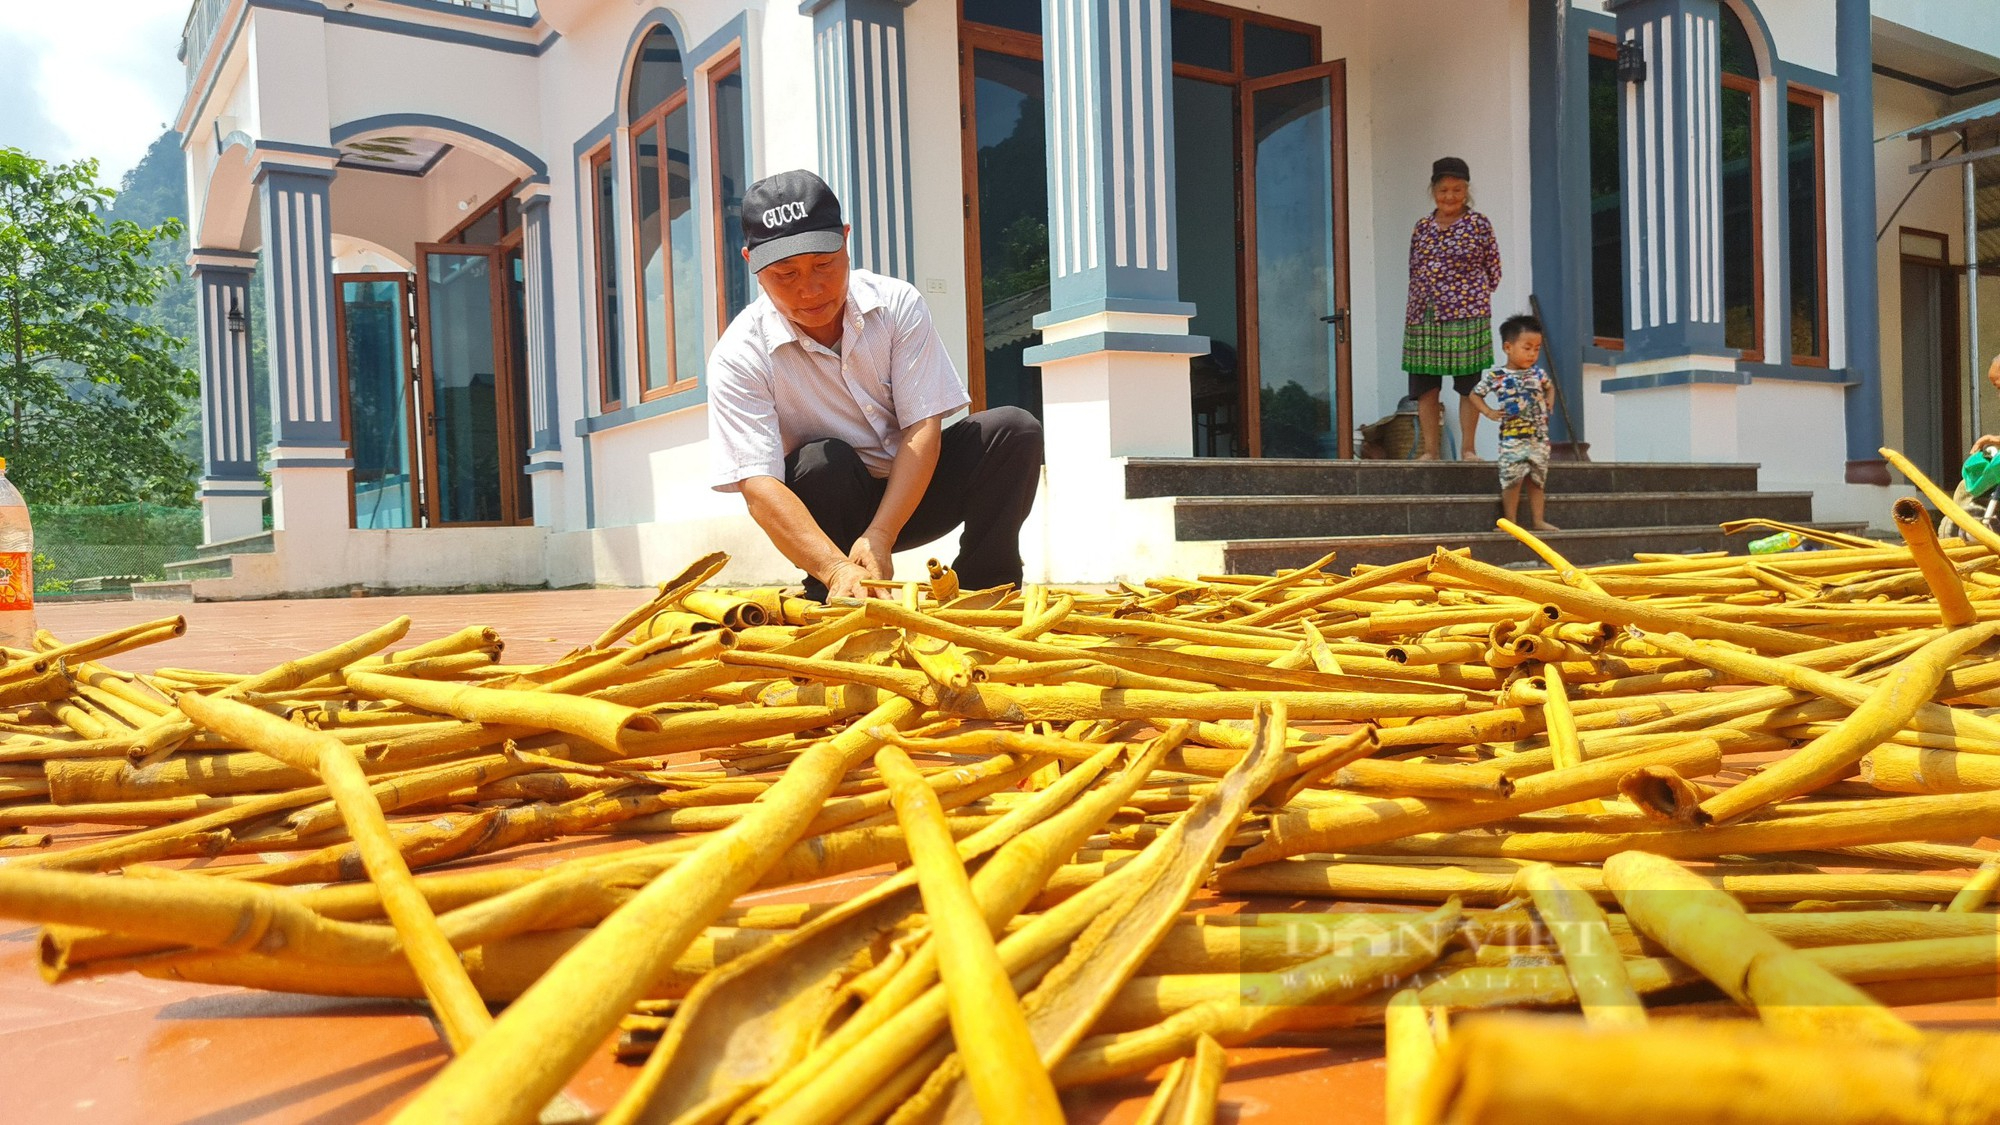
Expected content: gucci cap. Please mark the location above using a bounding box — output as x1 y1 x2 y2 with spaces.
741 170 847 272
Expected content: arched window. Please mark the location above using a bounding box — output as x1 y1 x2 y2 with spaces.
1719 5 1763 360
628 26 703 397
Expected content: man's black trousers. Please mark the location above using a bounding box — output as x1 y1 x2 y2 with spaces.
785 406 1044 601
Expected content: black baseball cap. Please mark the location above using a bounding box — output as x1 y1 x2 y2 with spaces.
742 170 847 272
1431 156 1471 184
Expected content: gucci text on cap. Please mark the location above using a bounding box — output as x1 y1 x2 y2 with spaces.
742 170 847 272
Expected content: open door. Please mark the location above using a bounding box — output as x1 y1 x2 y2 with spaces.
1240 60 1352 459
334 273 421 529
414 244 525 527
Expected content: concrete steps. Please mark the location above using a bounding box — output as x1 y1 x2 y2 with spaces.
1175 490 1815 541
130 580 196 602
134 531 277 601
1127 459 1763 498
1125 456 1862 574
194 531 273 559
1224 522 1871 573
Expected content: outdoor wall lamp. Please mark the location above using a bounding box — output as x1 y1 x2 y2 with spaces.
1617 40 1647 84
227 295 246 337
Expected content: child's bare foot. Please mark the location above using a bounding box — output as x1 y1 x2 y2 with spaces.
1532 521 1561 531
1415 452 1440 461
1459 451 1485 462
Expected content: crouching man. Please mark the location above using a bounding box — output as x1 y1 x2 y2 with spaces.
707 170 1043 600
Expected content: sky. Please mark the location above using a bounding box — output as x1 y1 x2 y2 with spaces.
0 2 191 189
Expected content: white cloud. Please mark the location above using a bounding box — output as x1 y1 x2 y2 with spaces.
1 1 187 187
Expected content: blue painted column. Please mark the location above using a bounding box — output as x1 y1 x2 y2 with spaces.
1835 0 1885 482
1023 0 1206 461
254 159 349 536
806 0 915 280
191 250 266 544
1609 0 1728 362
1527 0 1597 444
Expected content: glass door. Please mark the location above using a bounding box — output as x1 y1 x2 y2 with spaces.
333 274 419 529
962 39 1049 419
414 245 519 526
1240 62 1351 459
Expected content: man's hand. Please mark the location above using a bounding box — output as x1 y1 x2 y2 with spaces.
849 526 895 582
824 559 871 600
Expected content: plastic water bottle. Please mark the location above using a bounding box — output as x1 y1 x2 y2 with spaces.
0 459 35 649
1747 531 1803 555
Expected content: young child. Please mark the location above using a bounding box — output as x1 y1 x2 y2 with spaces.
1471 314 1559 530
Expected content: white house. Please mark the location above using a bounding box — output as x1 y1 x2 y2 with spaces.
170 0 2000 596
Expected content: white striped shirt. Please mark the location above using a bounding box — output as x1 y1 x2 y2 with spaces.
707 269 969 491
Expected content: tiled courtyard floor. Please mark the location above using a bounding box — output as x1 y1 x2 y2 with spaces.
2 590 1385 1124
2 590 1997 1122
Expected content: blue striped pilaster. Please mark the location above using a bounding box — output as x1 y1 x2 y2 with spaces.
1024 0 1202 369
1023 0 1203 465
1610 0 1728 361
254 163 345 455
191 256 260 483
1040 0 1181 312
805 0 915 280
521 191 562 456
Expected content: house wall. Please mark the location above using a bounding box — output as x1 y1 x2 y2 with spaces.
180 0 2000 593
1871 74 1963 459
545 0 1544 569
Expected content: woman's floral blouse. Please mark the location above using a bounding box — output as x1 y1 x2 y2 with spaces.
1405 210 1502 324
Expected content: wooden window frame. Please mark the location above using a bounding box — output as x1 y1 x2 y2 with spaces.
439 181 526 248
586 142 625 413
1585 33 1625 351
629 71 698 401
707 47 749 338
1899 226 1949 264
1787 86 1829 367
1720 69 1765 363
1168 0 1321 84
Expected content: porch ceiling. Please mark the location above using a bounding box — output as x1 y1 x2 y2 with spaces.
1873 16 2000 100
337 135 455 177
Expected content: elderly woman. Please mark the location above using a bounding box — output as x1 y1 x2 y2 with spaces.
1403 156 1502 460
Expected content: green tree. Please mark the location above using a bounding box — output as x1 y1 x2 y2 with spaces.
0 147 197 505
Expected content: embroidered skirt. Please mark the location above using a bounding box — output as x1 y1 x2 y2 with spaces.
1402 314 1493 377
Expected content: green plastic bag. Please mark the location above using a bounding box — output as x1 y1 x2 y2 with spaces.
1963 449 2000 501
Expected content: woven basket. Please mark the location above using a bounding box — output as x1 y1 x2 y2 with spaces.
1359 408 1421 461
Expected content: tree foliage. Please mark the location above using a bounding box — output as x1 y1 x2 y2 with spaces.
0 147 198 505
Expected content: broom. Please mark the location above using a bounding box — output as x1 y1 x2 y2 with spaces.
1529 293 1591 462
